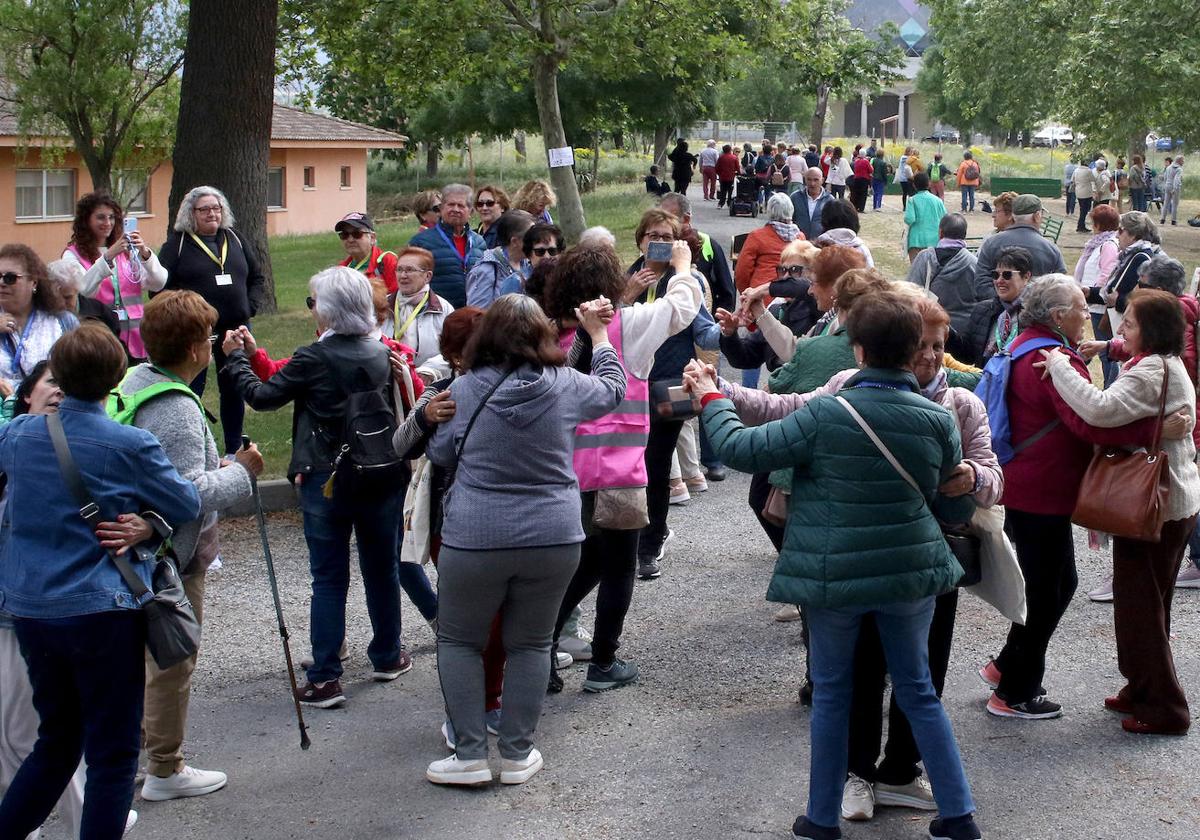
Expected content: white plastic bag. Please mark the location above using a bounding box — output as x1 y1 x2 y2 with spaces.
964 504 1027 625
400 456 433 566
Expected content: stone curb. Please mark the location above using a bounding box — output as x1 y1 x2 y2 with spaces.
227 478 298 517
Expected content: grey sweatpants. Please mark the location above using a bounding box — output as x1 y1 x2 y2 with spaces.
1163 189 1181 223
437 544 580 761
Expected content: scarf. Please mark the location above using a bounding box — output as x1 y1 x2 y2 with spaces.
1073 231 1117 285
769 221 801 242
920 368 947 401
936 238 967 249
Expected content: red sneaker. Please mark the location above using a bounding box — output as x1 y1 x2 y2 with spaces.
978 659 1001 690
295 679 345 709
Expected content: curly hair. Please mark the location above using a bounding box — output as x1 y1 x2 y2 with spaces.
464 294 564 370
69 192 124 262
0 244 65 314
512 179 557 214
543 243 626 321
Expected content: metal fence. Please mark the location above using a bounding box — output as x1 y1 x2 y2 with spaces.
684 120 804 145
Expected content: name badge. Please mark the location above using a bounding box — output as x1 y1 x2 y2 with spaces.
215 273 233 286
115 309 129 322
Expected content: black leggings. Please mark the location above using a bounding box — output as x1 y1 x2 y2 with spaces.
638 416 685 554
553 526 639 667
672 176 691 195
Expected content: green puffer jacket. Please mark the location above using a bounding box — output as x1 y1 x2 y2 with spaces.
704 367 975 608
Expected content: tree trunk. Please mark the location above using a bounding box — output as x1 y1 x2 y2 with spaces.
513 130 527 161
1127 131 1146 162
810 83 830 149
590 131 600 191
653 124 672 169
169 0 277 313
531 51 585 242
612 129 624 150
425 142 439 177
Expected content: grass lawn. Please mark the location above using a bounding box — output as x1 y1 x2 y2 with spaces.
209 183 657 477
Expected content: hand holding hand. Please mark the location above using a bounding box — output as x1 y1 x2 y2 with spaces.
938 462 975 497
682 359 718 396
1077 340 1106 361
234 442 265 477
221 329 244 356
237 325 257 355
576 296 613 342
95 513 153 556
423 390 456 425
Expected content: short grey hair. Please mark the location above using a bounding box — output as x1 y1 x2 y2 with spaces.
1019 274 1080 329
1095 159 1108 170
1119 211 1159 244
1139 254 1187 296
1013 212 1038 226
46 258 86 293
441 183 473 203
309 266 375 336
174 186 235 233
767 192 794 222
660 192 691 218
578 226 616 247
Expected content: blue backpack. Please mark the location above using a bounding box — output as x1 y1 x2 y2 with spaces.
974 336 1062 464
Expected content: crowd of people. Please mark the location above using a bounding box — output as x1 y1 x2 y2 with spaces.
0 152 1195 840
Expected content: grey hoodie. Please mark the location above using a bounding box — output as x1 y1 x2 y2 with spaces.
120 364 253 568
816 228 875 266
427 345 626 550
906 246 980 332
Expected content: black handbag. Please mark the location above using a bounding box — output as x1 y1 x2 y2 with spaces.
47 412 201 670
944 531 983 587
649 378 700 421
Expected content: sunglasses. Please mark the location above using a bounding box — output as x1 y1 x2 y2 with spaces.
338 229 368 239
532 246 560 257
428 205 441 214
306 296 316 310
777 265 806 276
475 199 497 208
991 269 1018 281
0 272 23 286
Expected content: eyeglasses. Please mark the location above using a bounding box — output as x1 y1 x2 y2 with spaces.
991 269 1018 281
194 205 222 215
396 266 428 275
645 233 675 242
777 265 806 276
428 205 441 214
532 246 560 257
475 199 498 208
338 230 368 240
0 272 23 285
306 296 316 310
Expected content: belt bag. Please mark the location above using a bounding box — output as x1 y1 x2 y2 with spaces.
593 487 649 530
649 378 700 421
47 413 200 670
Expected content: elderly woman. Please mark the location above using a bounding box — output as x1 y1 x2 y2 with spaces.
465 210 535 309
1094 159 1114 205
512 179 557 224
412 190 442 230
0 245 79 397
391 246 455 374
46 257 122 343
0 326 199 839
118 291 262 802
905 173 948 262
224 268 410 711
1100 211 1161 327
956 246 1034 367
474 184 511 249
409 183 486 309
1074 203 1122 385
734 193 804 298
817 200 874 266
160 185 265 458
979 275 1179 721
424 294 626 787
542 240 701 693
1034 289 1198 735
335 212 399 295
688 292 982 840
62 191 167 360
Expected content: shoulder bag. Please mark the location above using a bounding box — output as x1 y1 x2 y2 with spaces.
46 412 200 669
1071 362 1171 542
441 365 515 509
835 395 982 586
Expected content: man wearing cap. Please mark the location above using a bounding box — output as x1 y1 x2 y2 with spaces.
973 194 1066 299
408 183 486 308
335 212 399 296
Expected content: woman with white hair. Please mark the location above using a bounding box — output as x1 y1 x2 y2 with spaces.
734 192 803 304
223 267 409 711
46 258 122 343
160 185 266 457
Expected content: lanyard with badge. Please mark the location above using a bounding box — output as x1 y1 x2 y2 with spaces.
6 316 36 379
350 253 373 274
189 232 232 286
434 225 467 269
394 291 430 342
108 258 129 324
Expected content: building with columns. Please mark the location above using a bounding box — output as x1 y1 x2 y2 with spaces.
824 0 938 142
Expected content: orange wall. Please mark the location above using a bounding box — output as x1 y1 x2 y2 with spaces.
2 145 370 263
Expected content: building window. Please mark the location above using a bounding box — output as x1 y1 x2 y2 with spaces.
114 170 150 214
267 166 285 208
340 166 351 188
303 166 316 189
15 169 76 219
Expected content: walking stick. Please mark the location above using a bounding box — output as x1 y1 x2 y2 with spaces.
243 436 311 750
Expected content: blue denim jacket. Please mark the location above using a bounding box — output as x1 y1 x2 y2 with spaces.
0 398 201 619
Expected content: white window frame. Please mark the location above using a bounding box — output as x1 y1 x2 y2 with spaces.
15 168 77 221
114 170 150 215
267 166 286 209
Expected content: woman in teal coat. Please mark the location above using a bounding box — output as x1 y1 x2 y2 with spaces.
905 172 947 262
686 292 981 840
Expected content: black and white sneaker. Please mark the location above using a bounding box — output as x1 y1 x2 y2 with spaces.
986 692 1062 720
637 529 673 579
791 816 842 840
582 658 639 692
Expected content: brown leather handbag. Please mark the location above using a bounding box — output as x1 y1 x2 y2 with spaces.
1071 363 1171 542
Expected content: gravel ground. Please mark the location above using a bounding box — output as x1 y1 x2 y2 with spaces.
36 198 1200 839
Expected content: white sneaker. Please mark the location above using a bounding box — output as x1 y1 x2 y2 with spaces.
426 754 492 786
558 634 593 661
1088 576 1114 603
554 651 573 669
125 810 138 834
1177 563 1200 589
441 720 456 750
841 773 875 821
684 475 708 493
774 604 803 622
140 765 228 801
873 776 936 810
669 480 691 505
500 747 543 784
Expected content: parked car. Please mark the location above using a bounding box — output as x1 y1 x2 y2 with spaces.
1031 125 1074 147
1155 136 1185 151
923 128 960 143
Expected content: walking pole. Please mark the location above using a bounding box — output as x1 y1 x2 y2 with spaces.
243 435 311 750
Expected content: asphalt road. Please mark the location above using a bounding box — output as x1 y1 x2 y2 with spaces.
42 198 1200 839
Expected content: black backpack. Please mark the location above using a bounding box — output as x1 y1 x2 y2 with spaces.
314 342 403 481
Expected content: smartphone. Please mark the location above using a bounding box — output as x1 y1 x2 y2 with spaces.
647 240 673 263
124 215 141 266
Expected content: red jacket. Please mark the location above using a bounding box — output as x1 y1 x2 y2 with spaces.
340 246 399 296
853 157 873 179
1001 325 1158 515
734 225 803 293
716 152 741 183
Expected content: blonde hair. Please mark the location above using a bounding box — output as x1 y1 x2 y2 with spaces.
513 179 557 214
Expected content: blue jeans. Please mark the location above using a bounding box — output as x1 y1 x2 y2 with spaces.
1090 312 1120 387
299 472 403 682
0 611 144 839
872 180 886 209
741 366 762 389
1188 519 1200 570
398 562 438 621
1129 188 1146 213
805 597 975 828
960 184 976 211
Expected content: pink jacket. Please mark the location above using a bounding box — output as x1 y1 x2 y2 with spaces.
721 368 1004 507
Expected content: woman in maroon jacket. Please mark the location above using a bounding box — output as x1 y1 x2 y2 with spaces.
980 275 1187 720
715 145 741 209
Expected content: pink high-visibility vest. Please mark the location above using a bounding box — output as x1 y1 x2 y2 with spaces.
559 310 649 491
68 245 147 359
